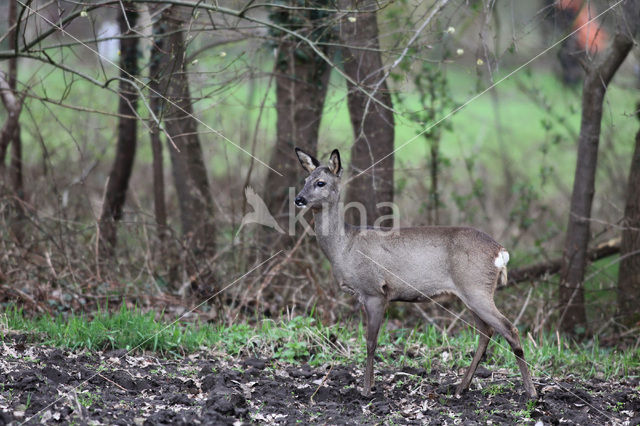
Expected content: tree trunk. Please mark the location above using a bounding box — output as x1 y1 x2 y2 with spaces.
340 1 395 227
152 6 216 293
617 104 640 328
0 1 25 242
1 1 23 193
8 2 22 201
99 2 140 255
559 33 633 335
0 75 21 184
263 5 332 232
149 25 167 240
9 0 22 199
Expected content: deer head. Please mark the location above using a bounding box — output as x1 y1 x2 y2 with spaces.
294 148 343 210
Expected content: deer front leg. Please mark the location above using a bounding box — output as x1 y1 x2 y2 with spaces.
363 296 386 396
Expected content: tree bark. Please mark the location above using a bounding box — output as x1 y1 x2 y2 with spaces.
99 2 140 254
1 1 23 196
152 6 216 291
263 3 332 231
340 1 395 227
617 105 640 327
559 33 633 335
149 24 167 240
9 0 22 200
0 74 21 179
0 1 25 242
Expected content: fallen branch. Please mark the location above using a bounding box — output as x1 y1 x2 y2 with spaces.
1 284 46 313
505 238 620 286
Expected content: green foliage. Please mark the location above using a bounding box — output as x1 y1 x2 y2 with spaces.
3 305 220 356
276 340 309 361
481 383 512 397
2 306 638 382
511 399 537 420
78 390 101 408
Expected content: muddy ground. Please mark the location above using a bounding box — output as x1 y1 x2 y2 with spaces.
0 335 638 425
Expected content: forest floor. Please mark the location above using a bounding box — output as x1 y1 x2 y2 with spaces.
1 333 638 425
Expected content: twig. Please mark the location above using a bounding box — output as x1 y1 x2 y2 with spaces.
95 177 110 281
255 228 309 303
310 364 333 404
446 307 466 333
513 287 533 327
413 304 443 333
45 251 58 280
97 372 128 392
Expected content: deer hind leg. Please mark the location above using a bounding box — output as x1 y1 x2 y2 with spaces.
456 312 493 396
468 299 538 399
363 296 386 396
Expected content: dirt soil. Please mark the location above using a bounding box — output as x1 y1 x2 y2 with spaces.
0 335 638 425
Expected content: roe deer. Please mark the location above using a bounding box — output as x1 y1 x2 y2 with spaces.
293 147 537 399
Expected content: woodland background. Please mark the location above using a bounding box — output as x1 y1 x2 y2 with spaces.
0 0 639 345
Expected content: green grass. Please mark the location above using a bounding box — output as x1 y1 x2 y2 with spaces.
481 382 513 397
2 305 638 381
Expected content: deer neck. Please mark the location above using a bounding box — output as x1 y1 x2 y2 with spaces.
313 201 348 262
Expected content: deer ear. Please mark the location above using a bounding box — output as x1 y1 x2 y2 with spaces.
328 149 342 176
295 147 319 173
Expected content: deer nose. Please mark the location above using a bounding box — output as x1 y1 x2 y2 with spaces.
295 196 307 207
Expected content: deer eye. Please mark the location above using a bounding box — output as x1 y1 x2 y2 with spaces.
316 181 326 188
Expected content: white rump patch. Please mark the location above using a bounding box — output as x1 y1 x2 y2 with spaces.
494 249 510 268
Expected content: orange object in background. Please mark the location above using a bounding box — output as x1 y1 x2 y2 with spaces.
556 0 608 54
